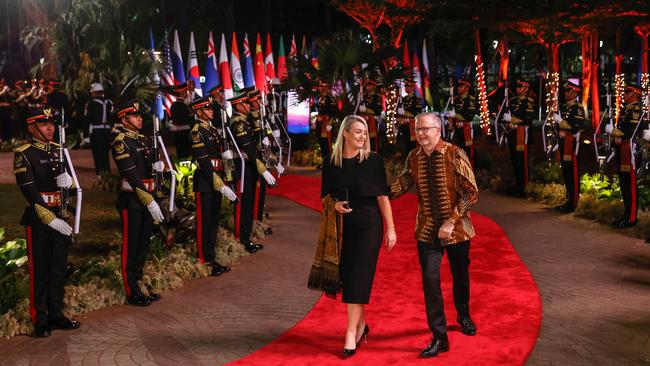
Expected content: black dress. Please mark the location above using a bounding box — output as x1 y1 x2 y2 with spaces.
321 152 389 304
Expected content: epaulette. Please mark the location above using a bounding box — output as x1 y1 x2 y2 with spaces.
565 100 577 107
50 142 61 148
527 97 535 102
14 143 30 152
113 132 125 143
468 95 476 100
191 123 201 132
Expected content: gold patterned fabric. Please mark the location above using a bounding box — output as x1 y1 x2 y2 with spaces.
308 195 343 298
390 141 478 246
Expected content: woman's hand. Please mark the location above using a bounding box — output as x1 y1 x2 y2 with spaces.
334 201 353 214
385 227 397 252
437 221 454 241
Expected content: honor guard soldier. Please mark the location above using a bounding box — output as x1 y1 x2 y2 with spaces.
316 81 338 159
189 96 238 276
228 91 276 253
397 80 424 154
207 85 226 129
448 79 478 166
84 83 114 177
555 81 585 213
502 80 535 196
27 79 47 113
14 107 80 337
45 81 69 117
0 78 12 141
610 85 646 228
359 79 383 151
111 100 166 306
14 80 30 138
169 83 194 159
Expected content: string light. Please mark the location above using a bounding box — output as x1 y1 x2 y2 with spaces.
642 72 650 122
475 60 491 135
385 84 399 144
614 73 626 123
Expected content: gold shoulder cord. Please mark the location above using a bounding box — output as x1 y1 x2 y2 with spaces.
136 187 154 206
212 172 225 191
256 159 268 174
35 204 56 224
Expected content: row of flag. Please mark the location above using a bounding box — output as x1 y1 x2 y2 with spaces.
147 30 435 119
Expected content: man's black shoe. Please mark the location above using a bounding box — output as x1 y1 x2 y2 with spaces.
419 334 449 358
612 217 625 226
34 323 51 338
242 242 258 253
49 317 81 330
217 263 231 273
615 219 637 228
252 241 264 250
147 293 161 302
264 228 273 235
127 293 151 306
458 315 477 336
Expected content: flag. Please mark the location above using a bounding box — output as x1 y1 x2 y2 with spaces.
412 49 423 101
422 39 433 107
264 33 276 83
172 30 186 85
254 33 266 92
231 32 244 91
160 33 176 116
402 40 411 70
277 35 288 82
289 34 297 59
300 35 308 58
219 33 234 113
203 31 220 94
242 33 255 88
187 32 202 96
148 28 165 120
311 39 319 69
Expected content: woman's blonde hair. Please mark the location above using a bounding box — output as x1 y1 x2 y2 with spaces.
330 115 371 167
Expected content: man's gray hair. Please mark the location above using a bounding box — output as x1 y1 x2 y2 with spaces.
415 112 442 127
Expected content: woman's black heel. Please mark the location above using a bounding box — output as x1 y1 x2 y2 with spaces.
356 325 370 346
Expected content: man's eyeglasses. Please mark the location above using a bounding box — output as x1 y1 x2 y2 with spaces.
415 126 440 134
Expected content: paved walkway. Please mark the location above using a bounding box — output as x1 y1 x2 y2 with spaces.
0 149 648 365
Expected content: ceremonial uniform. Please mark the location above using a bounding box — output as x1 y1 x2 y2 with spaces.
450 93 478 165
558 99 585 212
612 95 644 227
506 93 535 196
111 101 163 305
398 93 423 154
360 91 382 151
14 108 79 337
0 82 12 141
84 87 114 175
316 93 338 159
189 96 234 275
169 98 193 159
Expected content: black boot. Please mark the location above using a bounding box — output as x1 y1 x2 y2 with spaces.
127 292 151 306
458 315 477 336
49 317 81 330
419 333 449 358
242 241 259 253
34 323 51 338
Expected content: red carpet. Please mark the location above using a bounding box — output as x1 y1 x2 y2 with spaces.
229 174 541 366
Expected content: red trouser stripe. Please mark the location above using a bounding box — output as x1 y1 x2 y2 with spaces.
26 226 36 323
195 192 204 263
572 156 579 208
630 166 637 222
121 209 131 297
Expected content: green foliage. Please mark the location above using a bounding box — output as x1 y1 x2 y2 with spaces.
531 160 563 184
173 160 198 211
0 229 30 315
580 173 621 201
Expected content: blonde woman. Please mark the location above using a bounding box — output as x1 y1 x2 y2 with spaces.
320 115 397 358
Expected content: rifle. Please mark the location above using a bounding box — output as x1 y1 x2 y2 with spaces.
153 116 177 212
594 83 615 172
220 108 236 183
494 80 510 146
224 111 247 194
58 109 83 234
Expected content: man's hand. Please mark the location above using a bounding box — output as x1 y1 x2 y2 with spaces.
385 227 397 252
222 150 233 160
358 105 367 113
262 137 271 147
56 173 73 188
503 112 512 122
219 186 238 202
147 201 165 223
553 113 562 123
447 109 456 119
326 125 332 132
334 201 353 214
276 162 285 175
261 171 276 186
152 161 165 173
48 218 73 236
437 220 454 241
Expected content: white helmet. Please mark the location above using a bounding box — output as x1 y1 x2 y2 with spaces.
90 82 104 93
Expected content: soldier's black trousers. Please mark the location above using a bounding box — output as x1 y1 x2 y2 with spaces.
195 190 222 264
319 137 330 159
619 170 638 222
119 209 153 297
257 178 267 221
507 132 529 195
417 240 471 336
174 130 191 159
25 221 71 325
239 161 259 243
90 129 111 175
560 137 580 209
0 107 13 141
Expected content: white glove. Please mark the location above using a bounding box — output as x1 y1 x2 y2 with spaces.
48 218 73 236
397 107 405 115
326 125 332 132
276 162 285 175
605 124 613 134
272 129 281 138
147 201 165 222
447 109 456 118
358 105 367 113
262 137 271 147
152 161 165 173
219 186 238 201
503 112 512 122
643 129 650 142
56 172 73 188
261 171 276 186
222 150 233 160
82 137 90 145
553 113 562 123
